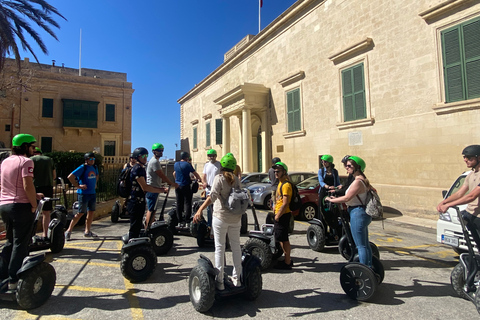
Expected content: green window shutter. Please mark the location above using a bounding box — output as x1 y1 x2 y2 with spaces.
206 122 211 147
104 141 116 156
215 118 223 145
62 100 98 128
463 19 480 100
193 127 197 149
287 88 301 132
342 63 366 121
41 137 52 153
106 104 115 122
42 99 53 118
442 26 464 102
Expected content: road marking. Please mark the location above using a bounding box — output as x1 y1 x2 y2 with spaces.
63 245 120 252
14 312 81 320
54 259 118 268
56 284 127 294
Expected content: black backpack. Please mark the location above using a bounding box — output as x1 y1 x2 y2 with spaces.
117 166 132 198
279 181 302 214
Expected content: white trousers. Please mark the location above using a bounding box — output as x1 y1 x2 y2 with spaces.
212 216 243 284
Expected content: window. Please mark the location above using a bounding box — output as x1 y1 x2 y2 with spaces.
193 126 198 150
441 17 480 103
42 98 53 118
215 118 222 145
105 104 115 122
63 99 98 128
5 124 10 132
104 141 116 156
205 122 211 147
342 63 366 121
286 88 301 132
41 137 52 153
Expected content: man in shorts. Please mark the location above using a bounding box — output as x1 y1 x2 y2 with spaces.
268 157 281 208
65 152 99 240
145 143 178 226
272 161 293 270
31 147 56 240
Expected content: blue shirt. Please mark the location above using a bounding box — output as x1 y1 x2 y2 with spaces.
72 164 98 195
174 161 195 187
318 167 340 188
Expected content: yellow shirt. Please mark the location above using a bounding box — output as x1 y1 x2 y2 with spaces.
275 180 292 215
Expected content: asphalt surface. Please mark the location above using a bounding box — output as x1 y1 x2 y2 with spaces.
1 193 478 319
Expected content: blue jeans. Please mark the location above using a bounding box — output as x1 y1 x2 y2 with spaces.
349 206 372 267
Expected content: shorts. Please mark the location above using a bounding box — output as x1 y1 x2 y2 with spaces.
36 186 53 211
78 194 96 213
146 192 159 212
274 212 291 242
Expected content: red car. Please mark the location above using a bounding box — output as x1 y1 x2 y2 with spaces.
293 175 348 221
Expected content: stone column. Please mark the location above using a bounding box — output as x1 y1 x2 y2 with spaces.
242 108 253 172
261 110 269 173
222 115 230 156
237 115 243 170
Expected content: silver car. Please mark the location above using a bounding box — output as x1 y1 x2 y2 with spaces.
248 172 317 209
241 172 269 188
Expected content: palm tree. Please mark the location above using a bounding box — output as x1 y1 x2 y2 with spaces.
0 0 66 72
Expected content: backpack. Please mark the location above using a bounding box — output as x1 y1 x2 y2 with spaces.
225 187 250 215
279 181 302 214
356 181 383 219
117 166 133 198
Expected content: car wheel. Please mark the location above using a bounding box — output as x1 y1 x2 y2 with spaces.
301 203 317 221
263 194 272 210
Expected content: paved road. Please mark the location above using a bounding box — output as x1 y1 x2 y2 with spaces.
2 196 478 319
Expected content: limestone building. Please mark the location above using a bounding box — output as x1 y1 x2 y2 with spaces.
0 58 133 161
178 0 480 217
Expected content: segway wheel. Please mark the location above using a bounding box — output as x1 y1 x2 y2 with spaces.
338 235 352 260
120 245 157 283
16 262 56 310
49 220 65 253
190 221 199 237
370 242 380 260
244 265 262 300
189 265 215 313
50 210 67 229
243 238 273 270
340 263 377 301
241 213 248 235
111 202 120 223
165 211 178 235
352 255 385 284
151 227 174 256
307 224 326 252
474 286 480 315
272 242 284 261
196 223 208 248
451 262 471 300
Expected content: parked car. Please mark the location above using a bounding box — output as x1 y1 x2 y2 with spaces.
241 172 269 188
292 175 348 221
248 172 317 209
437 171 475 254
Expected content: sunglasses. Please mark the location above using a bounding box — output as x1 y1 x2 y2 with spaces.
88 157 95 161
464 155 476 160
155 149 164 152
208 154 217 157
274 170 282 173
140 154 148 159
345 164 354 168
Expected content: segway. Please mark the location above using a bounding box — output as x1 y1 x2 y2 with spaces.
328 200 384 301
449 207 480 314
29 178 67 254
120 187 174 283
0 198 57 309
166 200 203 237
189 249 262 313
111 199 129 222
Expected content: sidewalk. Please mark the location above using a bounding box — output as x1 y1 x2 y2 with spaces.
384 213 437 230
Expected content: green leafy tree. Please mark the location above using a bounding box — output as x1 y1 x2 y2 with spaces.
0 0 66 72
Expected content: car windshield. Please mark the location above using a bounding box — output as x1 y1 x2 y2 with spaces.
296 176 319 190
260 177 271 183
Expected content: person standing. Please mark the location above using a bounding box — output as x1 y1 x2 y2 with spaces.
0 134 43 291
65 152 99 240
318 154 341 216
175 151 202 227
272 161 293 270
193 153 243 290
268 157 281 208
326 156 372 267
127 147 168 240
31 147 56 241
202 149 221 227
145 143 178 225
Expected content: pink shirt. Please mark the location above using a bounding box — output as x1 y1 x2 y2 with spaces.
0 155 34 204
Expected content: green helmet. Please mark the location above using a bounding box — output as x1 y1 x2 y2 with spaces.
152 143 164 151
12 134 36 147
207 149 217 156
321 154 334 163
273 161 288 173
34 147 43 154
348 156 366 172
220 153 236 171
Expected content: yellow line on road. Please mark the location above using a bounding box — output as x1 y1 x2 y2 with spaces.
63 245 120 252
14 312 81 320
54 259 118 268
56 284 127 294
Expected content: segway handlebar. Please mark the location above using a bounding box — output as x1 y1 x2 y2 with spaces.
35 197 60 220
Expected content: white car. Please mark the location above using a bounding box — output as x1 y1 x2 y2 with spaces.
436 171 477 254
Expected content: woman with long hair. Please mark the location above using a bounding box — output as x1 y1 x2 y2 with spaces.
318 154 341 215
193 153 243 290
326 156 372 267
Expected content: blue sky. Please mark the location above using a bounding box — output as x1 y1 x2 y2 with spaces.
15 0 296 159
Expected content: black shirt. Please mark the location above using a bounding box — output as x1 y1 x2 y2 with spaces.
130 163 146 202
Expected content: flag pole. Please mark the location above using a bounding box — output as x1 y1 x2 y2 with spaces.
78 28 82 76
258 0 261 34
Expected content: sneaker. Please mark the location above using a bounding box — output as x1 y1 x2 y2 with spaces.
215 281 225 291
229 276 241 287
65 231 72 241
274 260 293 270
84 231 98 238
